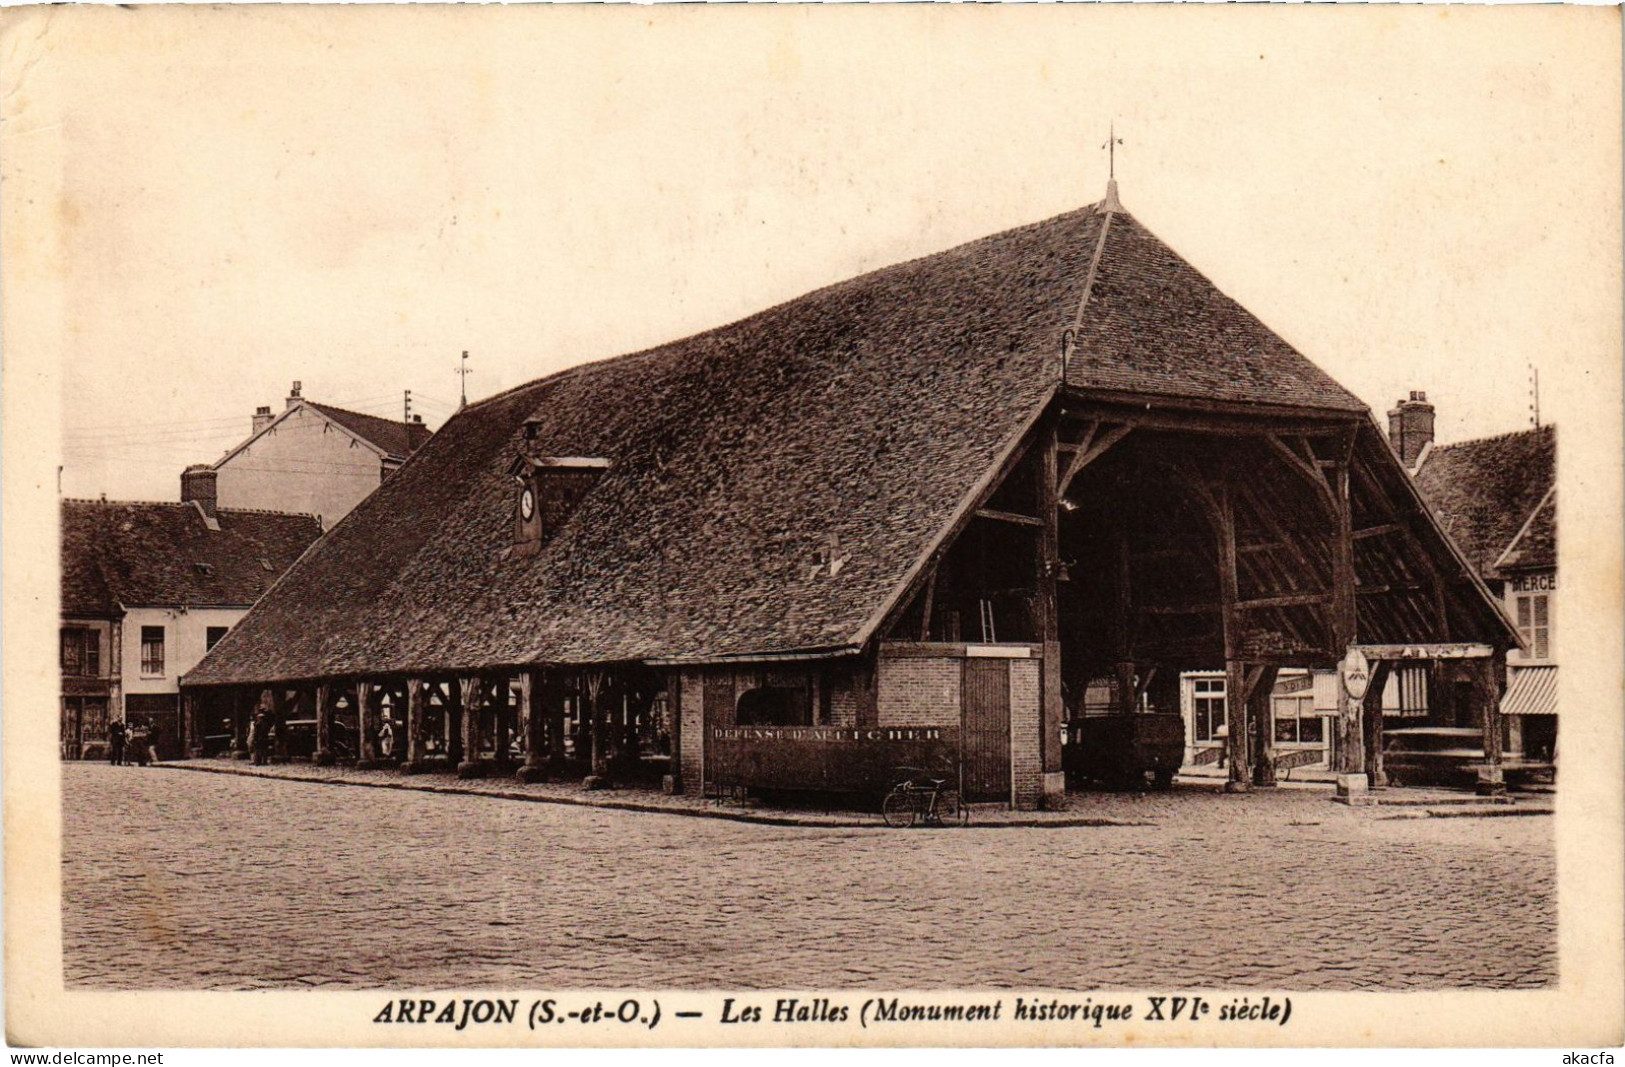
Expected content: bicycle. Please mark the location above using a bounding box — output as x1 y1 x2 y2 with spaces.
881 766 969 828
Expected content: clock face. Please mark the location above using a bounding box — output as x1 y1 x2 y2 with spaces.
519 486 536 522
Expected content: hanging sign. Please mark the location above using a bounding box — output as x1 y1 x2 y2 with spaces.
1340 648 1372 701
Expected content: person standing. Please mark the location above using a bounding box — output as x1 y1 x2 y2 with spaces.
128 720 150 767
107 719 126 766
250 711 269 765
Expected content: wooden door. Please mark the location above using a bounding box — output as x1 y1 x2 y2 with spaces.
962 659 1011 802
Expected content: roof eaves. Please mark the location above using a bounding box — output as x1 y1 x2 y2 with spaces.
1362 415 1525 649
1491 483 1557 574
301 402 392 460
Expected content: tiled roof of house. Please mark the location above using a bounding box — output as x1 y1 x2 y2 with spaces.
61 500 323 616
304 402 433 460
184 200 1375 685
1413 425 1556 579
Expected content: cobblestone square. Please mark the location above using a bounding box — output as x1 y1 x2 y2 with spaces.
62 763 1555 991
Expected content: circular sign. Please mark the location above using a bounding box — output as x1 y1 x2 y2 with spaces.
1341 648 1372 701
519 486 536 522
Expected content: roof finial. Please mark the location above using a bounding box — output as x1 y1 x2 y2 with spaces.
1099 123 1124 213
457 350 471 409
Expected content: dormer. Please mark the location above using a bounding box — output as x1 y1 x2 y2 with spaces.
506 435 610 558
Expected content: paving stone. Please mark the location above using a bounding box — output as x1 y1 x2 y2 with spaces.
61 762 1554 991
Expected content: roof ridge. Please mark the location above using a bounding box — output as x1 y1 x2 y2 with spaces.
464 204 1108 420
63 497 318 521
1430 424 1556 453
62 497 193 509
215 505 323 520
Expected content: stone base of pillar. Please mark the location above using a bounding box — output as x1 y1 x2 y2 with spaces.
515 763 547 784
1475 767 1507 796
400 760 432 776
582 774 611 791
355 760 379 771
232 749 250 761
1371 770 1389 788
1332 772 1377 806
456 761 487 780
1040 771 1066 809
312 750 335 767
1223 780 1252 793
661 774 679 795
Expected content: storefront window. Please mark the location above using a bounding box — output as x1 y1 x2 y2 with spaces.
1515 593 1551 662
1272 693 1325 746
1192 678 1226 742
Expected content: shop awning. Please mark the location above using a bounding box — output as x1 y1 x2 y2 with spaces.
1501 666 1557 717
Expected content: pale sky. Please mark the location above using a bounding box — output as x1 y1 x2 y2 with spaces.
10 5 1620 501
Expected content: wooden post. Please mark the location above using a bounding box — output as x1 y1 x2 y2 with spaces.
585 671 609 783
1250 666 1280 787
445 679 464 767
492 677 513 770
1331 460 1357 650
182 691 204 758
232 688 250 759
456 675 485 779
548 681 567 765
1216 481 1250 792
402 677 426 774
1476 653 1506 796
313 681 335 766
1038 424 1064 807
356 680 380 768
272 688 291 763
1362 660 1394 787
518 668 547 782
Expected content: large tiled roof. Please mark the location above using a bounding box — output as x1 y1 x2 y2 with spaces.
61 500 323 616
1413 425 1556 579
305 402 432 459
186 200 1372 685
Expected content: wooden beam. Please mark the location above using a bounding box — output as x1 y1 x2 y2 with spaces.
1330 462 1357 649
1139 602 1220 616
1353 522 1404 541
1355 582 1425 597
403 677 425 771
1265 433 1337 513
916 560 940 641
1038 424 1063 787
1235 591 1334 611
1057 394 1358 439
1362 659 1394 786
1056 424 1133 501
974 507 1044 528
1250 665 1281 788
1216 480 1250 793
1355 642 1494 660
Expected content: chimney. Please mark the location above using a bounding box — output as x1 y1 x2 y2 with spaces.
1387 390 1436 468
286 380 303 410
252 405 274 434
181 465 219 521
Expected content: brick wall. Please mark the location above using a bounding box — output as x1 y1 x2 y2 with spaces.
678 669 705 796
1010 659 1043 810
826 669 858 727
876 657 961 729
